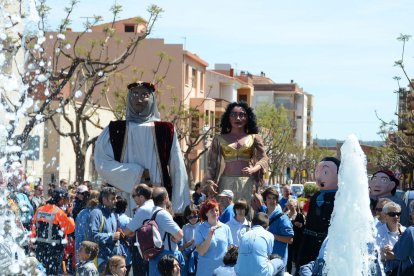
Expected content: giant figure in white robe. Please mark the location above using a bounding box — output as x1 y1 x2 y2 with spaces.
94 82 190 213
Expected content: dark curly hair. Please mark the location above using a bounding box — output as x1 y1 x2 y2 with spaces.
220 101 259 134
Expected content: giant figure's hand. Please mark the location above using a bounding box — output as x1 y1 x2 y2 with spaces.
205 180 218 197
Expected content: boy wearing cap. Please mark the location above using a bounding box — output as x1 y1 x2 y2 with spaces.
218 190 235 223
72 184 90 220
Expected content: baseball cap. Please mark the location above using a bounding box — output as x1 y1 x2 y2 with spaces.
217 190 234 199
52 187 69 201
76 185 89 193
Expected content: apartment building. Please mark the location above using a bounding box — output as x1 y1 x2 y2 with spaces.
252 74 313 148
22 18 216 185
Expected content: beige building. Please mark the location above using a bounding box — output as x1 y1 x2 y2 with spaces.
30 18 217 185
252 74 313 148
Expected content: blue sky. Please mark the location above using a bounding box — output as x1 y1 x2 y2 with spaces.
45 0 414 141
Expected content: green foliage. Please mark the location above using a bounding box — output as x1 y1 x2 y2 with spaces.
303 182 319 197
255 103 294 180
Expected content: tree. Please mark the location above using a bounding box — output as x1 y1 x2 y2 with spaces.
375 33 414 189
162 86 215 185
255 103 294 184
0 0 163 183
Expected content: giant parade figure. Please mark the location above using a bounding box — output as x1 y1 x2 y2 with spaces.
94 82 190 215
369 169 410 226
297 156 340 267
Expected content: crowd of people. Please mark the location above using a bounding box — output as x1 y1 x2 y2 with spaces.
2 164 414 276
1 81 414 276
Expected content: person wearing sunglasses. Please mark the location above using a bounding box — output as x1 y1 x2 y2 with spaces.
374 198 393 228
180 204 200 275
94 81 190 218
203 101 268 202
376 201 406 275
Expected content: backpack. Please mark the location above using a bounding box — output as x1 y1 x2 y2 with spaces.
136 209 169 261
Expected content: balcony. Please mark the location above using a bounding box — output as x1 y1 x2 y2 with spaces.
214 98 231 113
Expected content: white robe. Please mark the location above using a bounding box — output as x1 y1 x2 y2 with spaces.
94 121 190 213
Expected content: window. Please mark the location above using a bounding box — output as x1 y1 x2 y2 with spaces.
24 135 40 160
192 68 197 88
124 25 135 32
238 95 247 102
200 72 204 92
185 64 190 85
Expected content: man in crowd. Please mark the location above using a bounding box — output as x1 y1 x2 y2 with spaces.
280 185 291 212
31 187 75 275
148 187 184 275
236 212 285 276
89 187 122 274
31 181 45 211
125 183 154 276
218 190 235 223
72 184 90 220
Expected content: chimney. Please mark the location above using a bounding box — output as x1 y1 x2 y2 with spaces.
291 80 294 83
230 68 234 77
260 71 266 77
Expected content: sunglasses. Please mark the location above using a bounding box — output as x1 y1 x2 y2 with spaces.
187 215 198 220
230 112 247 119
127 81 155 92
375 208 383 212
387 212 401 217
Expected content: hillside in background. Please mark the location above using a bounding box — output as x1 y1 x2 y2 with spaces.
314 138 384 147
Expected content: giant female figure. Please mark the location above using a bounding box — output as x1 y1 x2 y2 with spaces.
203 101 268 201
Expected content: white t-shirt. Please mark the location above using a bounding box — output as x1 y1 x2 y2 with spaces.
126 199 154 231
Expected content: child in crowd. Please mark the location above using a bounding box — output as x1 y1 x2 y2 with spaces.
180 204 200 275
105 255 127 276
213 245 238 276
158 254 181 276
192 182 206 206
76 241 99 276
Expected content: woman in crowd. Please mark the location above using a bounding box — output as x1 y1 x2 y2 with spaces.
195 199 233 276
203 101 268 201
104 255 127 276
74 190 99 263
374 198 393 228
114 196 132 275
285 198 305 274
181 204 200 275
226 198 251 246
376 201 406 275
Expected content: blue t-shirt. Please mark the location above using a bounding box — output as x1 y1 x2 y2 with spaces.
219 204 234 224
393 226 414 275
235 225 275 276
267 209 294 265
195 222 233 276
279 197 288 211
148 207 182 276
